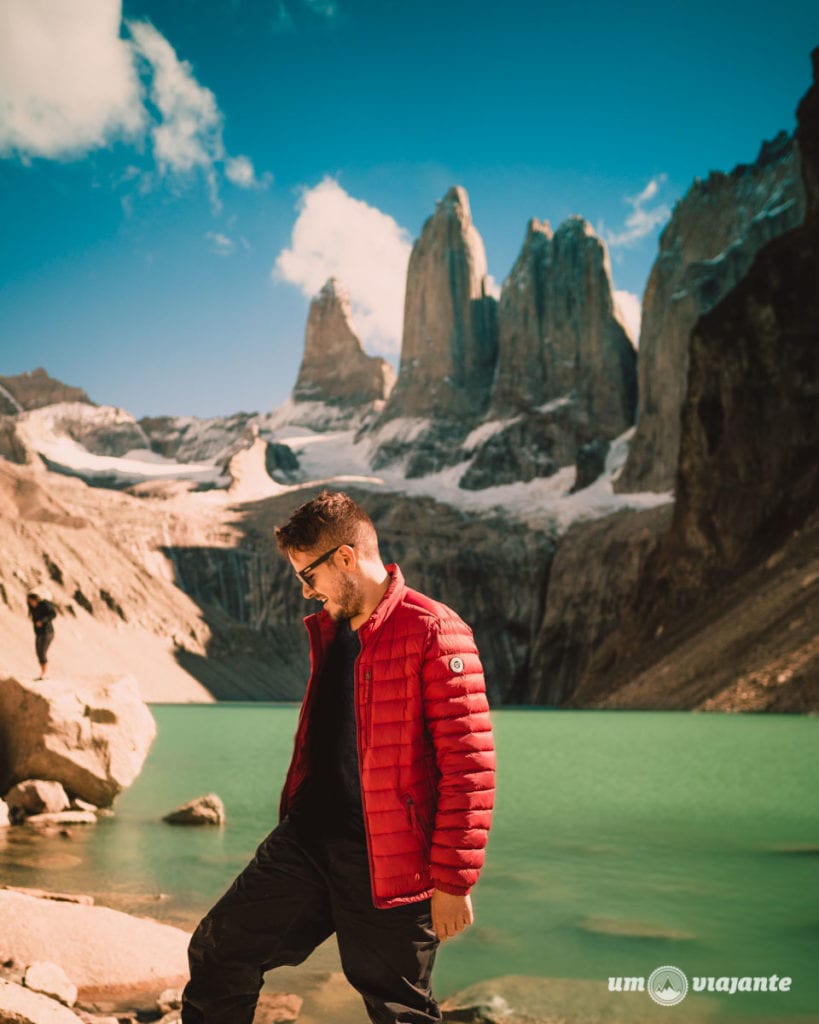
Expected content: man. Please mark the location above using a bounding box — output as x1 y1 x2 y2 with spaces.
182 490 495 1024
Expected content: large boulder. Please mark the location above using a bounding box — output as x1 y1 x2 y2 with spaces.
0 676 156 808
0 891 189 1005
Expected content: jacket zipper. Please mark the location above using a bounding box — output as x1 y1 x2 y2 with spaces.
282 617 324 816
355 650 380 908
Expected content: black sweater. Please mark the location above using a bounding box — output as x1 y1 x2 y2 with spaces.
29 599 56 635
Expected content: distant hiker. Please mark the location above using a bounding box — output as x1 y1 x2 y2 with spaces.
27 590 56 679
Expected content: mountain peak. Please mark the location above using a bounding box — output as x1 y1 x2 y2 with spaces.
292 278 395 409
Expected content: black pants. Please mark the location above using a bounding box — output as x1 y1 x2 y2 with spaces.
181 818 441 1024
35 628 53 665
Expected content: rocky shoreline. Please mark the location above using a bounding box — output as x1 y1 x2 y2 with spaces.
0 885 721 1024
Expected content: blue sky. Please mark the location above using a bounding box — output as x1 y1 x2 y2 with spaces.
1 0 817 419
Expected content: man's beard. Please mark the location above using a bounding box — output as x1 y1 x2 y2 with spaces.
328 574 365 621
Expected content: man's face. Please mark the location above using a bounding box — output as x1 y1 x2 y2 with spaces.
289 544 364 622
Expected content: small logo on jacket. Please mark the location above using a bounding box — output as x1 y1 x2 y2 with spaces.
449 656 464 673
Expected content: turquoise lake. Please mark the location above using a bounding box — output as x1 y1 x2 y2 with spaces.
1 707 818 1021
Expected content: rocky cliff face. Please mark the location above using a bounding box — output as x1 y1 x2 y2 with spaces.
525 504 673 705
374 187 498 441
492 217 636 429
0 458 305 701
566 51 819 711
0 368 93 412
138 411 257 462
364 200 635 489
617 130 805 494
16 403 150 458
461 217 636 490
293 278 395 410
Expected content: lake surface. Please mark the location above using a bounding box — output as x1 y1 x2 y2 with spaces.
2 707 818 1021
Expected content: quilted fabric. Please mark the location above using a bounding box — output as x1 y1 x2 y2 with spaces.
279 564 495 909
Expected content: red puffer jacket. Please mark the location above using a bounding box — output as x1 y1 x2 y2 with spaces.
279 564 495 909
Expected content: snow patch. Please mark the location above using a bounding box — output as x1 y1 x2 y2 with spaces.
534 394 573 415
463 418 516 450
38 437 224 486
366 416 430 445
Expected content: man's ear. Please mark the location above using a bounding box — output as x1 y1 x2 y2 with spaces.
337 543 357 571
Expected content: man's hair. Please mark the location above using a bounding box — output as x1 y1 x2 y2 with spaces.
274 490 380 560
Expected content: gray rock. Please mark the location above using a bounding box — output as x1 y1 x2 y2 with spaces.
162 794 225 826
617 129 805 494
24 812 97 827
293 278 395 408
0 978 83 1024
377 186 498 427
265 442 299 481
571 438 611 493
138 412 257 463
526 505 673 706
68 800 97 814
491 217 636 443
24 962 78 1008
0 677 156 808
0 368 92 412
15 403 149 459
4 781 70 818
0 890 189 1005
459 402 577 491
156 988 182 1014
0 416 32 465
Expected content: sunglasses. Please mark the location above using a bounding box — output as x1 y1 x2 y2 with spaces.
295 543 353 588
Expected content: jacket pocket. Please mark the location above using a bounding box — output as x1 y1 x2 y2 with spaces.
402 792 431 857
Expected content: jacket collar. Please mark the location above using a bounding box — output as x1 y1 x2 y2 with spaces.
304 563 406 645
358 563 405 641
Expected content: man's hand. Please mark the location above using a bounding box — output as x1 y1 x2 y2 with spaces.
430 890 473 942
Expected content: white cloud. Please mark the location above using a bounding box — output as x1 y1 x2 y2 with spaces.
613 290 642 345
274 177 412 354
127 19 223 203
225 153 270 189
604 174 671 249
206 231 235 256
0 0 144 159
0 2 267 207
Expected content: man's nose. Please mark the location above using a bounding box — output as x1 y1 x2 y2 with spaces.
301 579 316 600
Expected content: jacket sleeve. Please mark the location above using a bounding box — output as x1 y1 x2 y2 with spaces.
421 614 495 896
